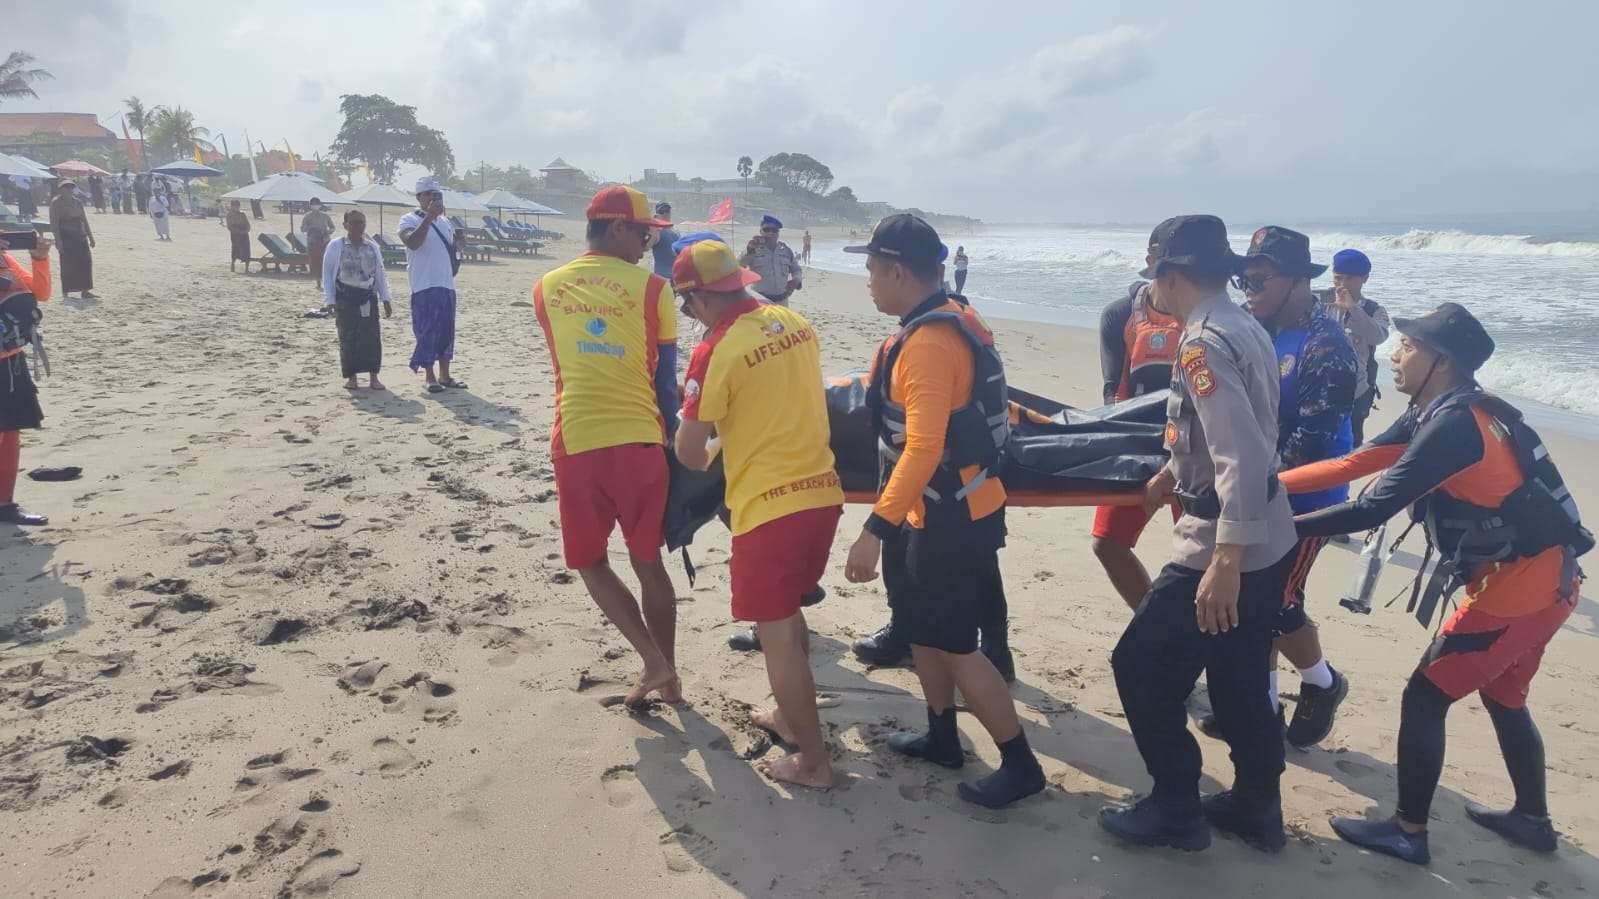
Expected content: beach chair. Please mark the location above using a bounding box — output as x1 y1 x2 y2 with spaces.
483 220 541 256
256 233 310 274
459 240 494 263
371 234 408 267
285 232 309 254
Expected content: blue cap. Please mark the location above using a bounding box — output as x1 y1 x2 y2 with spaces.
1332 248 1371 276
760 214 783 230
671 231 725 254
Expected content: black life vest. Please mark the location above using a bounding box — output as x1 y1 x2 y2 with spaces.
0 290 40 355
867 297 1008 525
1403 390 1592 626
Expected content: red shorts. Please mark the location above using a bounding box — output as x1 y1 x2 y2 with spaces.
729 505 842 623
1091 503 1177 548
1421 595 1575 708
552 443 668 569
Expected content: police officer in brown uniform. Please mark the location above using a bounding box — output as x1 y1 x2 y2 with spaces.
1099 215 1301 853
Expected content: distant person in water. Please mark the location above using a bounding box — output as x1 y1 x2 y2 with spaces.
801 229 812 264
953 246 969 294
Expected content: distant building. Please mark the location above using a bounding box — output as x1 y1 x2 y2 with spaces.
541 158 584 192
0 112 118 159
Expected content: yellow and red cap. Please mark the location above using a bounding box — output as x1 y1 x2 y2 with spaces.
673 239 761 293
585 185 671 226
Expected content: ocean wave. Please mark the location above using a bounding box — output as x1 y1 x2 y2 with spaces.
1308 229 1599 258
1475 355 1599 417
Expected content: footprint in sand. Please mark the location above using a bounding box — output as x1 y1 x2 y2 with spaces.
371 738 418 777
337 659 388 692
658 825 712 874
280 848 360 896
600 764 641 808
1334 759 1380 779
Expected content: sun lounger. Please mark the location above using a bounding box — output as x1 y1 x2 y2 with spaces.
256 233 310 273
483 221 541 255
371 234 408 267
285 233 309 254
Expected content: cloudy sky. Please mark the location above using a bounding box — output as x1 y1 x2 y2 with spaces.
12 0 1598 222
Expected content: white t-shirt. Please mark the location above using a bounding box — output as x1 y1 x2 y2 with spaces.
397 211 456 293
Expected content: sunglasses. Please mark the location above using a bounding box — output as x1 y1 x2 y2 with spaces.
760 228 778 234
1231 272 1281 294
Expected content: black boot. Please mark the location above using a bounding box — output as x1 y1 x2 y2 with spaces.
800 585 826 607
1465 802 1557 853
887 706 964 769
727 626 761 652
1202 789 1286 853
0 503 47 526
853 622 911 667
1330 816 1430 865
1099 796 1211 851
1286 665 1349 748
957 731 1045 808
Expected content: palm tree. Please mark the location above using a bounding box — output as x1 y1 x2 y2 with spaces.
737 156 753 195
124 96 150 169
145 106 215 166
0 51 52 103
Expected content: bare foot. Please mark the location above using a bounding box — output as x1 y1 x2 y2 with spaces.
343 378 359 390
758 752 833 790
369 378 386 391
750 706 797 744
657 676 684 704
623 666 678 710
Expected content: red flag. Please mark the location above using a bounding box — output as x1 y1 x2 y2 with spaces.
120 116 142 168
708 197 733 224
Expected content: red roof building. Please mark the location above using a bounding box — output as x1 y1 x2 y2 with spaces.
0 112 118 157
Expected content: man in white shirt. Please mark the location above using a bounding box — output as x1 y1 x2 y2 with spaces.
398 176 464 393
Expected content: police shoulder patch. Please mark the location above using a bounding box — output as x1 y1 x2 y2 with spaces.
1180 344 1206 371
1190 367 1216 397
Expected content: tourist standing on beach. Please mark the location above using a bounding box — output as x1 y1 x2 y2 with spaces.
0 234 53 526
322 209 392 391
398 177 464 393
1316 249 1391 445
842 214 1043 808
87 175 106 214
740 214 802 304
1099 215 1298 853
224 200 252 273
801 229 812 264
1282 303 1591 864
533 185 681 708
47 181 96 300
301 198 335 280
1226 227 1356 750
647 201 680 280
134 174 150 214
953 246 969 294
1092 227 1182 611
674 238 843 789
148 186 172 241
107 174 123 215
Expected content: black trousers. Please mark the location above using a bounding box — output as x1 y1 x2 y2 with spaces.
1111 548 1297 809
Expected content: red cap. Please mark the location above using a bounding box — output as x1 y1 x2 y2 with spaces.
585 185 671 226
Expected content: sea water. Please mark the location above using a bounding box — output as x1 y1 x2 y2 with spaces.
809 222 1599 433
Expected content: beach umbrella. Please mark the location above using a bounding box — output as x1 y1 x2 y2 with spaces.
0 152 55 180
151 160 224 214
334 182 416 233
222 172 348 230
52 160 112 178
437 188 489 214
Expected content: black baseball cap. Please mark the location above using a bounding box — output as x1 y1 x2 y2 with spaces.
1394 302 1495 374
844 214 943 268
1140 214 1242 279
1240 226 1327 278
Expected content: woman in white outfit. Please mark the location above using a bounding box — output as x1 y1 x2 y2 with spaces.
320 209 392 390
148 188 172 241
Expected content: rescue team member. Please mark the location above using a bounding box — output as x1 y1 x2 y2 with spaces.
1315 249 1391 446
1092 227 1184 611
842 214 1043 808
673 239 845 790
533 186 682 709
1 234 53 526
1210 227 1356 748
1100 215 1300 853
1281 303 1592 864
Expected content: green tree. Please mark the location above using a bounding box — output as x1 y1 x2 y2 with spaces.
736 155 753 194
123 96 150 169
828 185 863 222
330 94 455 184
143 106 215 166
690 176 706 193
0 51 51 104
756 153 834 195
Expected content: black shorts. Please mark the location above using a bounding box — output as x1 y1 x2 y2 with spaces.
883 516 1005 654
1273 536 1329 637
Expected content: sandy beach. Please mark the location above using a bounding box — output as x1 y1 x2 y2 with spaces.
3 210 1597 898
